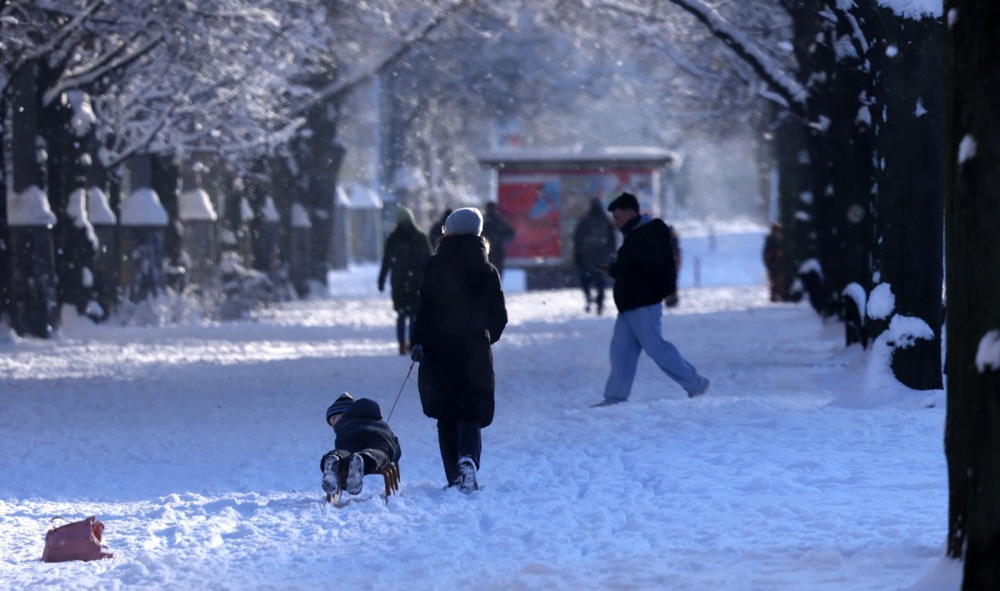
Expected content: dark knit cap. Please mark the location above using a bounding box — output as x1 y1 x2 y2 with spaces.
607 192 640 213
325 392 355 423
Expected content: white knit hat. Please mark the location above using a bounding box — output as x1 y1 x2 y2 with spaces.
444 207 484 236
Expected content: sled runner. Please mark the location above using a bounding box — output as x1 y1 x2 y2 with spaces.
326 461 401 506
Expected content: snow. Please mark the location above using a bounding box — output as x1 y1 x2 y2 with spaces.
291 202 312 229
261 197 280 223
0 229 956 590
958 135 977 165
66 91 97 138
348 183 383 209
867 283 896 320
878 0 942 19
976 330 1000 373
87 187 117 226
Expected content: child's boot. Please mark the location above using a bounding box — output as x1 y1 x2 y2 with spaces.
322 454 340 496
346 452 365 495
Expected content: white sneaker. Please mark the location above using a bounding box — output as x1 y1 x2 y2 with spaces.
457 456 478 494
346 453 365 495
322 455 340 496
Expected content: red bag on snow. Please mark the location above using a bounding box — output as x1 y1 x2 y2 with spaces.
41 516 114 563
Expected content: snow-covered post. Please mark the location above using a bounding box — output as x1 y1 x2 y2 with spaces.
348 184 383 263
56 91 101 320
329 186 352 270
256 196 282 284
236 196 255 269
64 188 99 317
119 155 169 303
289 202 312 297
177 185 219 290
392 165 427 229
87 186 118 320
6 60 59 338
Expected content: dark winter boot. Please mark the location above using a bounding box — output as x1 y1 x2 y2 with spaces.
457 456 478 494
322 455 340 496
346 453 365 495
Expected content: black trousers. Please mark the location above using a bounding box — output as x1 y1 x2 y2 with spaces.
396 310 417 345
437 420 482 485
579 265 607 310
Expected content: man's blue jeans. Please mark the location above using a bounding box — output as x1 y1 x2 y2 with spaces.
602 303 704 402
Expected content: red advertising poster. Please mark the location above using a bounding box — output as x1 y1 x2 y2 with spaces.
497 176 561 260
495 168 659 264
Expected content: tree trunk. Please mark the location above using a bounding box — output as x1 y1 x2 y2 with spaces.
42 90 100 317
7 60 60 338
0 92 9 324
944 0 1000 586
873 10 944 391
772 111 811 301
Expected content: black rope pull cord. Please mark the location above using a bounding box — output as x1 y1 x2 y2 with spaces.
385 359 415 423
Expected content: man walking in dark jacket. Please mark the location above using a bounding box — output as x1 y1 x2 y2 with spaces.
592 192 709 406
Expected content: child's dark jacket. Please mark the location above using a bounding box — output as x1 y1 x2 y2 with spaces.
334 398 401 461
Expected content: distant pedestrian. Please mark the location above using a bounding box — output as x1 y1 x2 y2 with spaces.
572 197 616 315
428 208 452 250
378 207 433 354
763 223 783 302
410 207 508 493
482 202 515 276
592 192 709 406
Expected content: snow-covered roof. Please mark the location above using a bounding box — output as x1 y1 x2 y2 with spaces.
120 188 169 227
87 187 117 225
261 197 280 223
178 188 218 222
348 183 383 209
291 202 312 229
6 185 57 227
478 146 676 171
334 186 351 207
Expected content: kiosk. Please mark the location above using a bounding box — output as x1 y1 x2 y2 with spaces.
478 147 675 289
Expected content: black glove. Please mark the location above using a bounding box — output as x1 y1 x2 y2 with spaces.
377 282 385 292
665 292 679 308
410 344 424 363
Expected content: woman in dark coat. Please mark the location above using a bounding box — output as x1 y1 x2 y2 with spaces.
410 207 508 493
378 207 433 354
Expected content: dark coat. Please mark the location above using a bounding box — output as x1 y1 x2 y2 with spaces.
411 235 508 428
378 223 432 313
608 215 678 313
573 201 616 268
333 398 401 461
482 209 515 271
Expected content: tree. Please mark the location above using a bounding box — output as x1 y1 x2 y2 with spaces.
599 0 944 389
944 0 1000 587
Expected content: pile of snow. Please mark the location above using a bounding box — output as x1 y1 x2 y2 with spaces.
0 230 955 590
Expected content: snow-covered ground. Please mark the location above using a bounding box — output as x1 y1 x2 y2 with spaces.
0 227 959 590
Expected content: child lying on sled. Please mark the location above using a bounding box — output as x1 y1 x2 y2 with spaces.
320 392 402 498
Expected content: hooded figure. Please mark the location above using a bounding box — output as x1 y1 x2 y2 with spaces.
573 197 617 314
378 207 433 353
410 207 508 492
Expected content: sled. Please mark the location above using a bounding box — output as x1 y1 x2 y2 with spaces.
326 461 401 505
